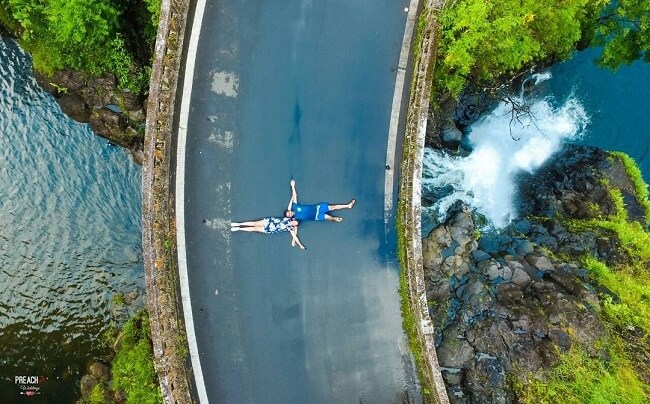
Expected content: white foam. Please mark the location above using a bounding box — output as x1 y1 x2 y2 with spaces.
423 92 588 228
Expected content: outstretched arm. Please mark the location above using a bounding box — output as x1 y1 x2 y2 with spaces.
289 227 306 250
286 179 298 211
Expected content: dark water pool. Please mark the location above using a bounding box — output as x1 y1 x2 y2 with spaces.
0 37 144 402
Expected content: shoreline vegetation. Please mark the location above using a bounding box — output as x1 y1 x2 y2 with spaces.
0 0 163 163
0 0 160 94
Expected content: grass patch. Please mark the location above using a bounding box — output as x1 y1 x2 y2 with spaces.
610 151 650 222
517 341 647 403
396 200 432 398
88 382 109 404
112 293 126 307
112 312 162 404
584 257 650 336
527 154 650 402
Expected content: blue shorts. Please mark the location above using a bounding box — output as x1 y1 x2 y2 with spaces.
314 202 330 221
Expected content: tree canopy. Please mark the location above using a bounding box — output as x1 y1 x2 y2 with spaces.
0 0 160 94
436 0 605 96
593 0 650 69
436 0 650 97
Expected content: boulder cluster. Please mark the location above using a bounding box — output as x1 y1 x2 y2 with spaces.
35 70 146 164
423 145 644 402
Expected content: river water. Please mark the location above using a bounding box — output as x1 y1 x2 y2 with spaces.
423 48 650 230
0 37 144 402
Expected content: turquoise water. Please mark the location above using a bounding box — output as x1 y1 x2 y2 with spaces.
422 48 650 229
0 37 144 402
548 47 650 182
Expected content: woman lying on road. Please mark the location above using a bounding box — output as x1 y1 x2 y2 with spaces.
284 179 356 222
231 217 306 250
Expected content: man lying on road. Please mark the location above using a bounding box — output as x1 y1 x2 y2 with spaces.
283 179 355 222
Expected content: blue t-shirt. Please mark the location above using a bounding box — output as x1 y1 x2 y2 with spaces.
292 202 327 221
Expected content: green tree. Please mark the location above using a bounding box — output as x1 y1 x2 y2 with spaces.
436 0 605 96
2 0 159 93
593 0 650 69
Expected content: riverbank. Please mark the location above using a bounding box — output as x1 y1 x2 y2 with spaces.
420 142 650 401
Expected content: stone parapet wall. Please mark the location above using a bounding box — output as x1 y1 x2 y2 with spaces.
398 1 449 403
142 0 194 403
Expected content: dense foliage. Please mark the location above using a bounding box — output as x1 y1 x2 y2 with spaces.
436 0 650 96
593 0 650 69
436 0 604 95
112 313 163 404
0 0 160 93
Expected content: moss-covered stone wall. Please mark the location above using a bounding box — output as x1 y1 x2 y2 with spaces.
142 0 194 402
397 1 449 403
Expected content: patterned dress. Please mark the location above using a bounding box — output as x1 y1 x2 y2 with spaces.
263 217 295 234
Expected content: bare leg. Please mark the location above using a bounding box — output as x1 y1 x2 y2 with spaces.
327 199 356 211
232 225 265 232
324 214 343 222
231 219 265 227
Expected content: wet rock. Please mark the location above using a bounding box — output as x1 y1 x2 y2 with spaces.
438 336 475 369
79 374 98 399
471 250 491 263
442 119 463 147
57 93 90 123
33 69 145 164
89 361 110 382
525 254 555 272
90 108 127 142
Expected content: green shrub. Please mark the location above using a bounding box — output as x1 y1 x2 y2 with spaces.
88 382 109 404
112 313 162 404
436 0 600 96
3 0 159 94
584 257 650 335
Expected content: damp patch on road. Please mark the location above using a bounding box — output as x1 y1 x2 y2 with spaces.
208 130 235 150
203 217 230 233
211 71 239 97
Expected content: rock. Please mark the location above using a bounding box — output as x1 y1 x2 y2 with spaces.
90 108 127 143
89 361 110 382
84 73 116 108
33 68 145 165
510 267 532 287
79 375 98 399
514 239 534 255
525 254 555 272
113 89 143 111
114 388 127 403
471 250 491 263
57 93 90 123
438 336 475 368
442 119 463 146
52 69 87 93
548 328 571 352
441 367 463 386
484 262 513 283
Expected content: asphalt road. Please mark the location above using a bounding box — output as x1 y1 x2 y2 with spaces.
180 1 419 402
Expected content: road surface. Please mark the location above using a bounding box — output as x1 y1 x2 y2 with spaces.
177 1 419 402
